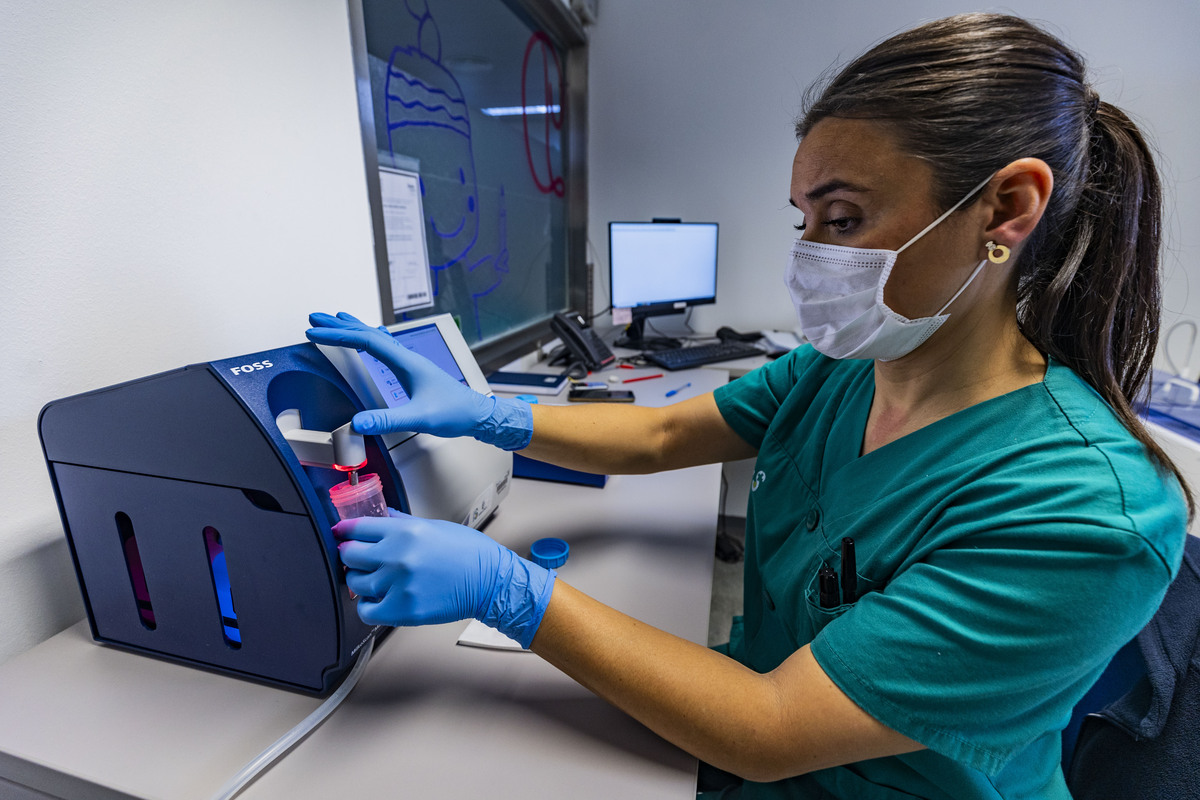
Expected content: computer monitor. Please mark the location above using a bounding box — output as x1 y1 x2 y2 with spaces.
609 220 719 347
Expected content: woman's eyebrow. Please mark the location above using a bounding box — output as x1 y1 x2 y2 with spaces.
804 179 871 202
788 180 872 209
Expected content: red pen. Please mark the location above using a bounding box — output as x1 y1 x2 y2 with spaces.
623 373 663 384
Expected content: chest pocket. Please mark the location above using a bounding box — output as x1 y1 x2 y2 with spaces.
803 553 854 634
800 509 889 638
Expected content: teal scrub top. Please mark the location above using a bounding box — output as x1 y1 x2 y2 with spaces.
711 346 1187 800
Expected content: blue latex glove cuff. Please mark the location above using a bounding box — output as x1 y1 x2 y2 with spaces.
337 512 553 646
479 395 534 451
306 312 533 451
479 548 556 649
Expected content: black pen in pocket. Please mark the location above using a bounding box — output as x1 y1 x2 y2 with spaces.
819 564 840 609
841 537 857 604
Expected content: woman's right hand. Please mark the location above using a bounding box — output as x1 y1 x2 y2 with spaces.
335 508 555 648
305 312 532 450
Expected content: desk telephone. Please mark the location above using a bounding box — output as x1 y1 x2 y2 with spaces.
551 312 615 370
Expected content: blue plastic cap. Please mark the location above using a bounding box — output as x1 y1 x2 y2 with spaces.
515 394 540 404
529 537 569 569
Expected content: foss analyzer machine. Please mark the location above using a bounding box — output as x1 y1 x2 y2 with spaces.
38 315 511 695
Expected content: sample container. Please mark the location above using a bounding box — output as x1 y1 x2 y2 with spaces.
328 473 388 521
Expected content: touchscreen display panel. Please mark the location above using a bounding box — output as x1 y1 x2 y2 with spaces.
358 323 468 408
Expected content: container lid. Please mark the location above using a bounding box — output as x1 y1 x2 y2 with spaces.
328 472 381 505
529 537 569 569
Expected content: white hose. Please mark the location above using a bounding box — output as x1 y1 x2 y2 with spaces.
1165 320 1198 380
211 635 376 800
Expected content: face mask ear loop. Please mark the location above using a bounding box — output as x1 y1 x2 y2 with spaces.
896 172 997 255
935 258 988 316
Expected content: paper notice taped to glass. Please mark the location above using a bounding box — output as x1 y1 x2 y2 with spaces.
379 166 435 315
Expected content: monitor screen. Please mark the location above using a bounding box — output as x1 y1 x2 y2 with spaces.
609 221 719 317
358 323 469 409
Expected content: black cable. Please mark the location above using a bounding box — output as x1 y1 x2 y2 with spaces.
587 237 612 324
719 471 727 527
715 469 744 564
586 305 614 324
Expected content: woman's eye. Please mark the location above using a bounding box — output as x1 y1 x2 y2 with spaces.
793 215 858 235
825 217 858 233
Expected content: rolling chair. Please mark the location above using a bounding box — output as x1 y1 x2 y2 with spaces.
1063 534 1200 799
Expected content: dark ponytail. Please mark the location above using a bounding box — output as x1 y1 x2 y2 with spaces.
798 13 1193 518
1019 100 1187 513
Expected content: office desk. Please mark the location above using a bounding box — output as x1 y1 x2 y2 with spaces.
0 369 729 800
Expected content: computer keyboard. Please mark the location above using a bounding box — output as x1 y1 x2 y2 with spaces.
643 340 764 370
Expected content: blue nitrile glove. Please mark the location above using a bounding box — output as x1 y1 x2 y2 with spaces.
305 312 533 451
334 509 556 649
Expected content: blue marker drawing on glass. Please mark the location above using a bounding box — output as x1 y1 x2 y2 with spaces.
383 0 508 339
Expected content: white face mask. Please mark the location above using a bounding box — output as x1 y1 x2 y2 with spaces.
785 173 994 362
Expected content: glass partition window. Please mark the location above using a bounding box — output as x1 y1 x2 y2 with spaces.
358 0 573 348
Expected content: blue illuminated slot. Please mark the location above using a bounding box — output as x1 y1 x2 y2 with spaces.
203 526 241 647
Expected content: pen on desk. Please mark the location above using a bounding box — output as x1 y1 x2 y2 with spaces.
665 382 692 398
819 565 840 609
841 537 857 604
623 373 663 384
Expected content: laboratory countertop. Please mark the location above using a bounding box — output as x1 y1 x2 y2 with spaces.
0 367 731 800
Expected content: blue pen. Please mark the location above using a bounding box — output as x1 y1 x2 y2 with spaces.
665 382 692 398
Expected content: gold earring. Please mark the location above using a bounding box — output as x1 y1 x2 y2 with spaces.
986 241 1011 264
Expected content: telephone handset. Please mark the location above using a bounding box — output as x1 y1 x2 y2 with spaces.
550 311 616 370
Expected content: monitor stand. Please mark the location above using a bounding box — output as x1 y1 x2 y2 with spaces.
615 317 680 351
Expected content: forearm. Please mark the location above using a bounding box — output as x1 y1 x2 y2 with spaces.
529 582 920 782
522 403 670 473
520 393 756 475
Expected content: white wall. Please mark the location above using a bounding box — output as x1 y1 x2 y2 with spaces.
0 2 380 664
586 0 1200 355
2 0 1197 666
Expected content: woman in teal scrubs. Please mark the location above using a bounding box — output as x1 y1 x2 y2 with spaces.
307 13 1190 799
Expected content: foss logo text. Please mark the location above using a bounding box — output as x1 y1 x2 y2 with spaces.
229 360 273 376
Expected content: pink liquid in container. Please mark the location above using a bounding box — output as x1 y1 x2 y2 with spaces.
328 473 388 520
